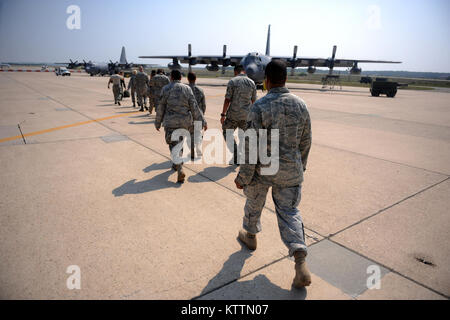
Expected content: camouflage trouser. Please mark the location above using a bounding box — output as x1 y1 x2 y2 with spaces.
152 96 162 114
112 84 121 103
136 86 147 107
243 181 307 256
222 118 247 163
130 87 136 104
164 127 195 171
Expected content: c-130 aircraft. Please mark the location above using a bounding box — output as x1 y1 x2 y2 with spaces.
139 25 401 87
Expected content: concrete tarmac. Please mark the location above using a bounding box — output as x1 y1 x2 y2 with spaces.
0 72 448 299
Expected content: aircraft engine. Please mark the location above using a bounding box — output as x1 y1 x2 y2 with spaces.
168 62 181 70
206 64 219 72
350 64 362 75
307 66 316 74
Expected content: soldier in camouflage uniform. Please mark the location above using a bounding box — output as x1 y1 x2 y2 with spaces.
127 70 137 107
187 72 206 157
149 69 170 115
220 65 257 164
147 70 157 113
135 66 150 112
155 70 207 183
234 60 312 288
107 70 125 106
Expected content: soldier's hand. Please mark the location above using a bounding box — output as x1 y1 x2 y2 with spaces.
203 124 208 131
156 127 160 132
234 178 243 190
220 116 225 125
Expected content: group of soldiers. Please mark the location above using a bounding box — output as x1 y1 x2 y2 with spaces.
108 61 313 289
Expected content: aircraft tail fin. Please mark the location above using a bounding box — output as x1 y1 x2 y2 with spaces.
120 46 127 64
265 25 271 56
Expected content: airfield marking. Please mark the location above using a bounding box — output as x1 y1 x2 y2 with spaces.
0 111 140 143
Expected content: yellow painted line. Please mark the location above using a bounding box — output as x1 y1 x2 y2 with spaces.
0 111 140 143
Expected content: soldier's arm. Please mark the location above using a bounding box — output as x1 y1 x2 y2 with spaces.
221 81 234 115
235 106 261 186
251 84 257 104
155 87 168 130
127 78 131 90
188 88 207 129
107 78 112 88
299 108 312 171
200 90 206 114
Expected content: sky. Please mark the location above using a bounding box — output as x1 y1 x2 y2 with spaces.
0 0 449 72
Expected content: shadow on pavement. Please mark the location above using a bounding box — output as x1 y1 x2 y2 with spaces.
129 120 154 125
112 168 180 196
143 161 172 172
199 245 306 300
187 166 236 183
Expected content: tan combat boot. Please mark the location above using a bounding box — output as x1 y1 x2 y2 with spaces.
293 250 311 288
177 168 186 183
238 229 257 250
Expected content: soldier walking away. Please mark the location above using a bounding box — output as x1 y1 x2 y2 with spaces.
149 69 170 115
128 70 137 107
108 70 124 106
148 70 157 113
234 60 312 288
187 72 206 158
221 65 257 165
135 66 150 112
155 70 207 183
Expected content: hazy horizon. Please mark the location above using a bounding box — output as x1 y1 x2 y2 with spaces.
0 0 449 73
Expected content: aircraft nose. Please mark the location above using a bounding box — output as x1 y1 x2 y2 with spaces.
245 64 258 79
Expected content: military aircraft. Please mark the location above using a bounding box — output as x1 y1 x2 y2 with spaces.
139 25 401 87
86 46 157 77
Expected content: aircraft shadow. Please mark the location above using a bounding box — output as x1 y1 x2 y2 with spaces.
187 166 236 183
198 245 306 300
112 168 181 197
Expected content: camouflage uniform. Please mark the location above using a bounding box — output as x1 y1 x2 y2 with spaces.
155 80 206 173
235 86 312 256
223 74 257 162
109 74 124 104
189 83 206 147
127 73 137 105
135 71 150 109
149 74 170 114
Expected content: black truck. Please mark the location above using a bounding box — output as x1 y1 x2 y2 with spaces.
370 78 407 97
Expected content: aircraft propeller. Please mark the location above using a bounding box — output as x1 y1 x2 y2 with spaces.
290 45 298 76
328 45 337 75
187 44 197 73
222 45 231 74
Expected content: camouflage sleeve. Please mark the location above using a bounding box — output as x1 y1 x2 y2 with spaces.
200 90 206 114
225 80 234 100
155 87 168 129
235 105 261 186
251 84 257 102
127 78 131 89
188 88 206 127
299 109 312 171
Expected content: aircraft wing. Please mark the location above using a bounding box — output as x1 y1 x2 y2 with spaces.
271 56 401 67
139 55 244 66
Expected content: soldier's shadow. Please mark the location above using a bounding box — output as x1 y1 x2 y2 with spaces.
129 120 155 125
198 244 307 300
112 161 180 196
187 166 236 183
